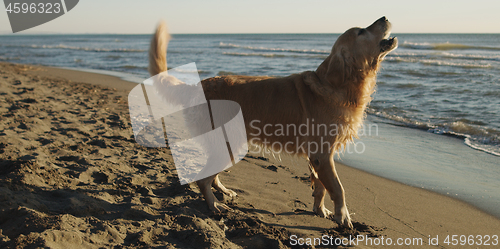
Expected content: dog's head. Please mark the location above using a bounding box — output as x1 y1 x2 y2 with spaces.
316 16 398 85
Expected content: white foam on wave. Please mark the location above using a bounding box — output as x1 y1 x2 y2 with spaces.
368 109 500 157
12 44 145 52
222 52 285 58
341 115 500 218
385 55 494 69
391 51 500 62
430 124 500 157
400 41 500 51
219 42 329 54
420 59 492 68
440 52 500 61
222 51 326 59
464 138 500 157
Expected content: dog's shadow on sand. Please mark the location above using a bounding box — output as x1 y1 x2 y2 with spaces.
236 206 384 236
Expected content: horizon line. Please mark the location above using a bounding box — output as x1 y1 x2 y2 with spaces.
2 32 500 36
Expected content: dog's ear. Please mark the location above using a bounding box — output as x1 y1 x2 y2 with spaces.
316 48 351 86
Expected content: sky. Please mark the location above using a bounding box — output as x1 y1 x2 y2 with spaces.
1 0 500 34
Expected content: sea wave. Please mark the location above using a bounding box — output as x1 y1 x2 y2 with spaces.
219 42 329 54
119 65 147 70
165 67 211 75
440 52 500 61
368 109 500 157
0 56 20 60
222 52 285 58
429 122 500 157
390 51 500 61
400 41 500 51
385 56 493 69
5 44 145 52
420 59 492 69
394 83 423 89
106 55 122 59
217 71 236 76
221 51 326 59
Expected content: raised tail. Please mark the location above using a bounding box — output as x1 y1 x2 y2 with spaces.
148 21 203 107
148 21 170 76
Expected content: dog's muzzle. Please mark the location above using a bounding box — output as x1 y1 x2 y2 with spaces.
380 36 398 52
373 16 398 53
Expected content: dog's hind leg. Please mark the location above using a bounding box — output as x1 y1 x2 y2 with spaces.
311 170 333 218
310 152 353 228
197 174 232 212
194 144 235 212
212 175 237 198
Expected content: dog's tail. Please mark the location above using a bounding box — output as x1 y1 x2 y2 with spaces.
148 21 170 76
148 21 202 108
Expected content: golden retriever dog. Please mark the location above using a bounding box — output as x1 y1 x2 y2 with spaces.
148 16 397 228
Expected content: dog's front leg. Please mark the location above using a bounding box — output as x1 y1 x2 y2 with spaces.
311 153 352 228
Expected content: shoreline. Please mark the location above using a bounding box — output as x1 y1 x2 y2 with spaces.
339 115 500 219
1 62 499 247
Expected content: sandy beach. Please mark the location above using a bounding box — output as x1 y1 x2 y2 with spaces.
1 62 499 248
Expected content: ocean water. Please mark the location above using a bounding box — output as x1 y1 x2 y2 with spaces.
1 33 499 215
1 33 499 157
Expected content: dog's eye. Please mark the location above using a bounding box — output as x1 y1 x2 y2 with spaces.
358 29 366 36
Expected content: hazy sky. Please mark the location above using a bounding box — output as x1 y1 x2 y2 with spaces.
1 0 500 34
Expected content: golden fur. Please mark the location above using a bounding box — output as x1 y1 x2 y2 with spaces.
148 17 398 228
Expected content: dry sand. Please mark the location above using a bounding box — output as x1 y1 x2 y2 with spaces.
0 62 499 248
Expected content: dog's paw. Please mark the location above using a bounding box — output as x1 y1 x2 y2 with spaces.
333 206 353 229
313 206 333 218
334 215 353 229
209 201 232 213
223 188 238 198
